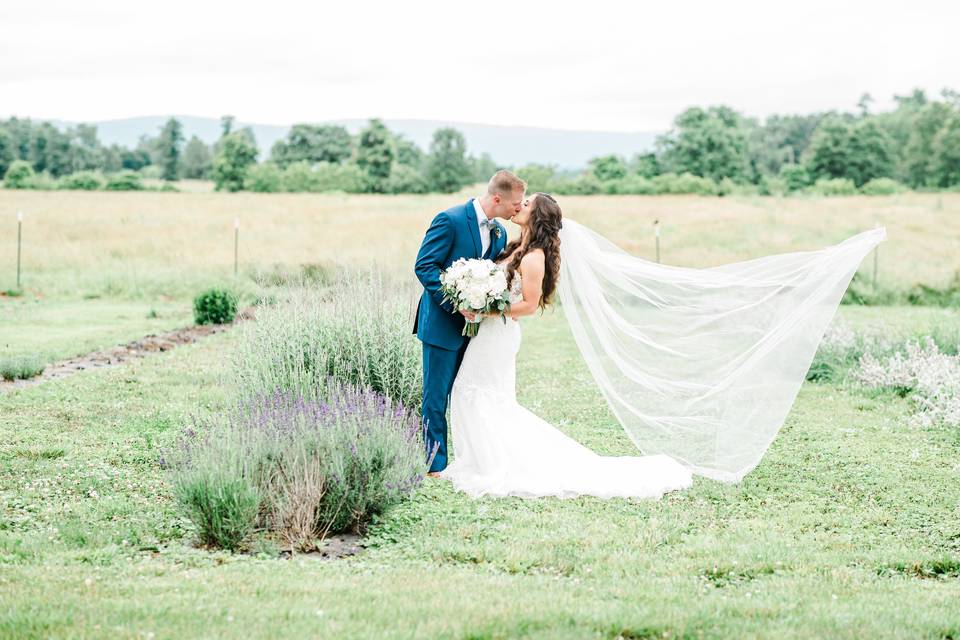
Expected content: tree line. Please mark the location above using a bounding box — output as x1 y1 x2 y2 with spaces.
0 115 494 194
528 89 960 196
2 88 959 195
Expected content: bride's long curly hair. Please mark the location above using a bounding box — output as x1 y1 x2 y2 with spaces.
503 193 563 311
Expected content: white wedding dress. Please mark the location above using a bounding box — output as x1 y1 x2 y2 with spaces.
440 266 694 499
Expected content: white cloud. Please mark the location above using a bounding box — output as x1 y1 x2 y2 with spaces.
1 0 958 130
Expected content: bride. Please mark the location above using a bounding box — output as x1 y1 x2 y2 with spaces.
437 192 885 498
440 193 693 499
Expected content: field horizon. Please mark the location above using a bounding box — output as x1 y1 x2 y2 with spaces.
1 191 958 302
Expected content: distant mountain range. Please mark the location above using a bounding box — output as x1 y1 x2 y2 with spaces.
53 116 660 169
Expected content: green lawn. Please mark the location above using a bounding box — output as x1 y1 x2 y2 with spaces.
1 306 958 638
0 298 192 364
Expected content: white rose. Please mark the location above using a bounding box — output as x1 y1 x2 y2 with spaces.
469 262 489 280
488 272 507 294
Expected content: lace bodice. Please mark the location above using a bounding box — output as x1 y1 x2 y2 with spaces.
498 263 523 304
508 271 523 304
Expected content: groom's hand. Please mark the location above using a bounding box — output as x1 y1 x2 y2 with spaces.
459 310 477 321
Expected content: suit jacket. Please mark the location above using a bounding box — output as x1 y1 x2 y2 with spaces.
413 199 508 350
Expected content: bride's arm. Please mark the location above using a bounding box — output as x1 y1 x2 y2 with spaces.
503 251 545 319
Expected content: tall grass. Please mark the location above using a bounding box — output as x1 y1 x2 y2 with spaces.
230 269 423 409
3 190 959 301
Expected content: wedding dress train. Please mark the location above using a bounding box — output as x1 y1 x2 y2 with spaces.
440 271 693 499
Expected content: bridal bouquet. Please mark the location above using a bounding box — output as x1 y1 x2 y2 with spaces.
439 258 511 337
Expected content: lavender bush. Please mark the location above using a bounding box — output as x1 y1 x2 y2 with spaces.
168 380 430 551
808 317 960 383
806 318 960 428
231 269 423 410
856 338 960 428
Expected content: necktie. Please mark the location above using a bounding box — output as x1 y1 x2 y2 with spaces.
479 219 494 258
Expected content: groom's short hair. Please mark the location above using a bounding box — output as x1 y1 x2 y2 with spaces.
487 170 526 196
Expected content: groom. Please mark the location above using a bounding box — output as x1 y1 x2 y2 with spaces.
413 170 526 475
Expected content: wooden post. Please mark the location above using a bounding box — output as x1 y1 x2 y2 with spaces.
16 211 23 290
234 217 240 277
654 219 661 264
872 220 879 289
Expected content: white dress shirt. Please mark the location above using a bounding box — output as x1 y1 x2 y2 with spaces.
473 198 492 257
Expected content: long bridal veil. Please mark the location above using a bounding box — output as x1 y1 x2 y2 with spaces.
557 220 886 482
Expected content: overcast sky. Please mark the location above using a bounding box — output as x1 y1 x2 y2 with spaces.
1 0 957 131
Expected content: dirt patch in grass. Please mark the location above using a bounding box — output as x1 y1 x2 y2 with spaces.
278 533 365 561
0 308 255 393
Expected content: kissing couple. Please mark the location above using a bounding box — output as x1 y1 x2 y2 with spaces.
413 170 885 499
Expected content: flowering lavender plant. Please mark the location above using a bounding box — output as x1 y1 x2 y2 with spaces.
168 380 431 551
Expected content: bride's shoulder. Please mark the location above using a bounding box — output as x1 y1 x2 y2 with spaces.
518 249 545 275
520 248 545 264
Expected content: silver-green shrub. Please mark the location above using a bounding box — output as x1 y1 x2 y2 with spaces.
230 269 422 409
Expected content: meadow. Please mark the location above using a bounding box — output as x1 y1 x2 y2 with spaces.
1 190 959 638
2 190 959 301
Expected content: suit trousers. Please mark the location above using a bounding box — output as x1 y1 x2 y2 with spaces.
422 340 468 472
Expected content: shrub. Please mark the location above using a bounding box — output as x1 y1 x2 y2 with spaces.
168 382 428 550
516 164 558 193
231 270 422 409
778 163 811 192
759 175 788 196
104 171 145 191
275 161 371 193
313 162 369 193
139 165 163 180
907 272 960 307
244 163 283 192
0 354 45 381
386 164 429 194
193 288 238 325
281 161 320 192
26 173 58 190
841 271 903 306
808 177 857 196
554 173 603 195
716 177 736 196
650 172 720 195
3 160 35 189
856 338 960 428
860 177 907 195
58 171 104 191
602 175 655 195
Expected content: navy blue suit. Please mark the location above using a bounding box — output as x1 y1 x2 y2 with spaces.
413 199 507 472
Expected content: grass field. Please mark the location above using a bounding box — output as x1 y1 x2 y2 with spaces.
1 190 958 301
1 192 959 638
0 299 191 363
2 308 959 638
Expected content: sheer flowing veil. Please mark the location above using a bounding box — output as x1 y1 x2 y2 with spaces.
557 220 887 482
